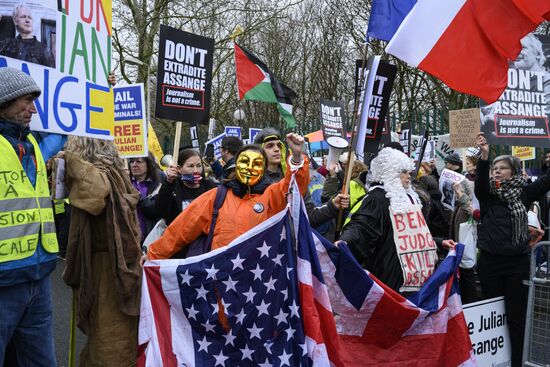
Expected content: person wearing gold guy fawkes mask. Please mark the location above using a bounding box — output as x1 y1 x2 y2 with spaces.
143 133 310 260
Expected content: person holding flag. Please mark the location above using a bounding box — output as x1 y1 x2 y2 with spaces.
143 133 309 260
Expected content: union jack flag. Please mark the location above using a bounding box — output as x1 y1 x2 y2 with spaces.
313 225 477 366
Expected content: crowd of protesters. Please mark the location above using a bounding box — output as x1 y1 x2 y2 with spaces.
1 67 549 367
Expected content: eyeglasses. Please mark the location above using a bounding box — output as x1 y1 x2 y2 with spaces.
130 160 146 165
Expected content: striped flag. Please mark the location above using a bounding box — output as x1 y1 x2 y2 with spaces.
138 205 342 366
311 228 477 366
234 43 298 128
385 0 550 103
138 177 475 366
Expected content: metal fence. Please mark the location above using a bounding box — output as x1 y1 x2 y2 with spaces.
523 241 550 366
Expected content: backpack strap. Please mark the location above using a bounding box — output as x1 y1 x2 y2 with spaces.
204 185 228 252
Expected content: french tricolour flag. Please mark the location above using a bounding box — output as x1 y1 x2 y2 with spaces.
385 0 550 103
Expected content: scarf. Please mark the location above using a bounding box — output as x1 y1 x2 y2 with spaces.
490 175 528 247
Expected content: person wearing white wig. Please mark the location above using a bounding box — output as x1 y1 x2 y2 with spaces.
339 148 438 293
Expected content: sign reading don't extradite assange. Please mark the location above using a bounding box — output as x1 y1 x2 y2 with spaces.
155 25 214 125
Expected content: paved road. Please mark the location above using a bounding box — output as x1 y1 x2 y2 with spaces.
51 259 85 367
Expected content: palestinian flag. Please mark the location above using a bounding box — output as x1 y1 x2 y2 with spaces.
234 43 298 128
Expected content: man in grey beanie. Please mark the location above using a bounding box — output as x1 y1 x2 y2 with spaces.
0 67 65 366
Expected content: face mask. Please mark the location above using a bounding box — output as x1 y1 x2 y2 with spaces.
235 150 265 186
181 173 202 184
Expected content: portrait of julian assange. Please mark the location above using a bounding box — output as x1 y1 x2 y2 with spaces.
0 1 57 68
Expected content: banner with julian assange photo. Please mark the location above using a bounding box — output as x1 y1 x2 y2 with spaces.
155 25 214 124
480 33 550 148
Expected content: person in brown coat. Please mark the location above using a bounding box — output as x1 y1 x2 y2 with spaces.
62 136 143 366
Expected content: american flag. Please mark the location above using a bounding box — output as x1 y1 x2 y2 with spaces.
138 205 341 366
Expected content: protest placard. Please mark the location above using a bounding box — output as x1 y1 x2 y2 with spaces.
389 205 438 292
480 34 550 148
225 126 242 138
354 60 397 153
512 146 536 161
155 25 213 125
113 84 147 157
205 133 226 160
463 297 512 366
449 108 480 148
399 122 411 156
439 169 466 210
148 124 164 163
319 98 346 140
0 0 114 138
249 128 262 143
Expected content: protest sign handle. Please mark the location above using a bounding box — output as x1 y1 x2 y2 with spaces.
413 129 430 178
336 43 369 233
172 121 183 166
68 292 77 367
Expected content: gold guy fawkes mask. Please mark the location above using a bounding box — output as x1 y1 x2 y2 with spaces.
235 150 265 186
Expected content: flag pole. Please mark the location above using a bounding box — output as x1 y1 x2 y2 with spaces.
336 42 370 233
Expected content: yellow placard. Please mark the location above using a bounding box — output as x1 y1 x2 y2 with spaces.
512 146 536 161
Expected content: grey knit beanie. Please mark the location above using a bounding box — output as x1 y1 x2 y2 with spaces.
0 67 41 106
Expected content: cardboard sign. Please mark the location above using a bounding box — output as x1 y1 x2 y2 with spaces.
113 84 147 157
225 126 242 139
449 108 481 148
155 26 214 124
320 99 346 140
512 146 536 161
205 133 226 160
0 0 114 139
480 33 550 148
389 204 438 292
463 297 512 366
439 169 466 210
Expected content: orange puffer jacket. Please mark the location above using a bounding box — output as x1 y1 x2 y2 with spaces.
148 156 309 259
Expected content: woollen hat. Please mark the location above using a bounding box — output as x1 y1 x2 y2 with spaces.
444 152 462 166
0 67 41 106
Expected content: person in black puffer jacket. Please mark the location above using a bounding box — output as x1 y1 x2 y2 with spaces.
155 148 217 225
475 132 550 367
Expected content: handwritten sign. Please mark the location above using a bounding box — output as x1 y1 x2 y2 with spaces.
463 297 511 366
389 204 438 292
512 146 536 161
449 108 481 148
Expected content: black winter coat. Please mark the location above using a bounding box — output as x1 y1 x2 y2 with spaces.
155 177 217 224
475 159 550 256
339 187 404 292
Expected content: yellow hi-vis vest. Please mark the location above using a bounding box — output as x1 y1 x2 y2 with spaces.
0 134 58 263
